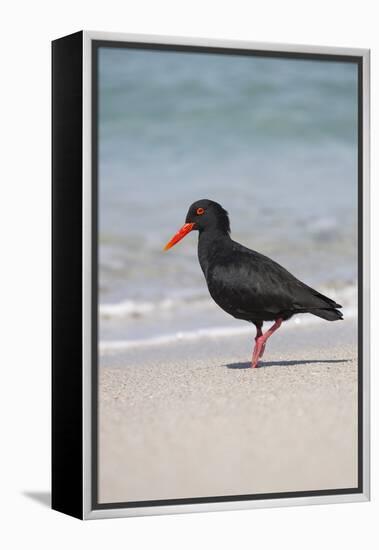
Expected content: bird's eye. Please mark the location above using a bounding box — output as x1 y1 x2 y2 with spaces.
196 207 205 215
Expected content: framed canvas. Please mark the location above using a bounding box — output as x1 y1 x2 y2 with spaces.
52 30 370 520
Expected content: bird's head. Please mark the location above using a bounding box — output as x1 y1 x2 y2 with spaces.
163 199 230 251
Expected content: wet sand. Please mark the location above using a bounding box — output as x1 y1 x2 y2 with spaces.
98 319 358 504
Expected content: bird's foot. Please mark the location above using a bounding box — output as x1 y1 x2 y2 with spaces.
251 334 265 367
251 341 263 367
251 318 283 369
252 335 266 364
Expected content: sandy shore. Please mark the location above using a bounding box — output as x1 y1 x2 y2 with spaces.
99 319 358 504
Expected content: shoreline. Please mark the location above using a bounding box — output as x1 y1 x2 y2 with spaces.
99 282 357 345
99 319 358 504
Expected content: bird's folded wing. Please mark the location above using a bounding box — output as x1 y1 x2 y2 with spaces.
208 247 341 315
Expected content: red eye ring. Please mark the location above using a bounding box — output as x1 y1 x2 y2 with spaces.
196 207 205 215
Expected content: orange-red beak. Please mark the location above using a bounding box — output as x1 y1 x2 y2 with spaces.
163 223 195 251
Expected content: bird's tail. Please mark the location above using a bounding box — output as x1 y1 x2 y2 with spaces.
310 308 343 321
300 283 343 321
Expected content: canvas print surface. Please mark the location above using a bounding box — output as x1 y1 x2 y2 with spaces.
96 45 359 504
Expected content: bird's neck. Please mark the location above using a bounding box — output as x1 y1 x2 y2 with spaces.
197 228 231 277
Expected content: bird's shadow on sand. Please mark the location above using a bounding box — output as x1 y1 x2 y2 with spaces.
225 359 350 370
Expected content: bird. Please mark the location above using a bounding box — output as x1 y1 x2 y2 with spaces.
163 199 343 368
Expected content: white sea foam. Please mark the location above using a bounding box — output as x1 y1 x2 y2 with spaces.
100 325 253 353
99 284 357 320
99 300 357 354
99 294 210 319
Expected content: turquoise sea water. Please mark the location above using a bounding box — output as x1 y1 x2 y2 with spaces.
98 47 358 345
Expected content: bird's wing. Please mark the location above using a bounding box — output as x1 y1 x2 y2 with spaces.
207 242 341 317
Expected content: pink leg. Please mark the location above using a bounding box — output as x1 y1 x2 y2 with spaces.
251 318 283 368
251 325 263 367
251 325 263 366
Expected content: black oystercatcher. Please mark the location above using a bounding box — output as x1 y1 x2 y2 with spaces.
163 199 343 368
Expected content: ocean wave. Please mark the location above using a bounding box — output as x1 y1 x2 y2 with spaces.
100 299 357 354
99 293 210 318
99 284 357 320
100 325 253 353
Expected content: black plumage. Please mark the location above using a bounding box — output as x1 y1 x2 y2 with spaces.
164 199 343 367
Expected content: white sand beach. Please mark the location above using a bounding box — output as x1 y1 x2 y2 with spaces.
98 318 358 504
